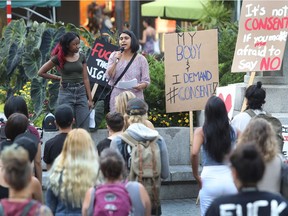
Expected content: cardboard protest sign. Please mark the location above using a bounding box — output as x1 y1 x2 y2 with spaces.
164 30 219 113
87 39 118 86
232 0 288 72
216 85 236 120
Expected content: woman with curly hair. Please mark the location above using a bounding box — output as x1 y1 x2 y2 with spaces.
191 96 240 216
237 118 281 194
46 128 101 215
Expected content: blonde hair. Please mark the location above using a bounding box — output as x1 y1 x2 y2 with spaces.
48 129 100 208
115 91 136 130
1 144 31 190
127 115 147 126
237 118 279 162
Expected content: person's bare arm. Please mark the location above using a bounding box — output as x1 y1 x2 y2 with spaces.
82 62 93 109
82 187 93 216
191 127 204 189
30 176 43 203
139 183 151 216
34 143 42 184
139 30 147 44
38 60 61 81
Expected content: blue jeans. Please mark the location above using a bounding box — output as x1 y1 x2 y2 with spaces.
57 84 89 130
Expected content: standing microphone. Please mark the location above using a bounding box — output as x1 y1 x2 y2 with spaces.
116 47 124 63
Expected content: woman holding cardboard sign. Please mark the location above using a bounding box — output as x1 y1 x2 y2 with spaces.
105 30 150 112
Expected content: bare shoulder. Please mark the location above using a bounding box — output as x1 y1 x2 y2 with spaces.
194 127 203 136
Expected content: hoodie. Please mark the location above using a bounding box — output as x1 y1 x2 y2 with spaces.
110 123 170 179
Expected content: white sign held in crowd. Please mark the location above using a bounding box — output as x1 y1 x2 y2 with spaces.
232 0 288 72
216 85 236 120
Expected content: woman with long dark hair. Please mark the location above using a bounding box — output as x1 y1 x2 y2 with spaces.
105 30 150 112
191 96 239 216
38 32 93 130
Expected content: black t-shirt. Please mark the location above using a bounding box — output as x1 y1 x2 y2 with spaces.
43 133 67 165
97 138 112 155
205 190 288 216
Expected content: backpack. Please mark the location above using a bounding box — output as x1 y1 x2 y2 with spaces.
245 109 284 152
93 183 132 216
0 199 40 216
278 155 288 199
120 132 161 215
42 113 57 132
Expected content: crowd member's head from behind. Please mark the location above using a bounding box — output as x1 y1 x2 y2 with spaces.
4 96 29 119
106 112 124 133
237 118 279 162
115 91 136 116
100 148 125 181
245 81 266 110
14 135 38 163
5 113 28 141
55 104 74 129
49 128 100 208
203 96 232 163
230 143 265 189
126 98 148 125
143 18 152 28
1 144 31 191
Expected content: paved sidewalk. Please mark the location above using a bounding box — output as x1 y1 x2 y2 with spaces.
162 198 200 216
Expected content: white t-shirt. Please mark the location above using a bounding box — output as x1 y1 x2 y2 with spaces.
231 109 266 132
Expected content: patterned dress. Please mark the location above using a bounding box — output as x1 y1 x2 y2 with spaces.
105 52 150 112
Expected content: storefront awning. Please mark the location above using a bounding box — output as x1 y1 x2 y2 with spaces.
141 0 209 20
0 0 60 8
0 0 61 23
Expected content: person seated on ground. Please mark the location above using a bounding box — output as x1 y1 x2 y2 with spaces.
111 98 169 215
237 118 282 194
46 129 101 215
205 143 288 216
0 144 52 215
43 104 74 170
1 113 42 184
82 148 151 216
115 91 154 131
3 95 40 140
96 112 124 156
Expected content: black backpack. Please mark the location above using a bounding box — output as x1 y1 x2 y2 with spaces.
245 109 284 152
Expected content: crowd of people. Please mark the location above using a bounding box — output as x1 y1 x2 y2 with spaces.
0 79 287 215
0 14 287 215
